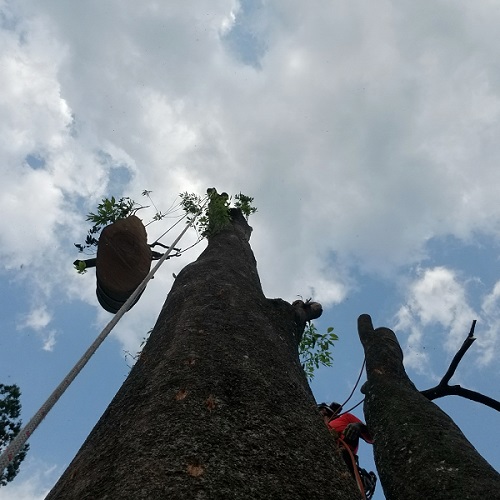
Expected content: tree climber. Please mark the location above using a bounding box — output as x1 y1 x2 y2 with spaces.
318 402 377 499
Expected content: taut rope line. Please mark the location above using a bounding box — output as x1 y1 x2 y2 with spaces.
0 203 205 473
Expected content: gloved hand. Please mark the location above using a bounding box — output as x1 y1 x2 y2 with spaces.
343 422 362 442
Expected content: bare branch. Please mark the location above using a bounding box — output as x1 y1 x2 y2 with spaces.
441 320 476 386
420 320 500 412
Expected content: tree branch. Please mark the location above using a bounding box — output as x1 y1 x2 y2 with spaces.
441 320 476 386
420 320 500 412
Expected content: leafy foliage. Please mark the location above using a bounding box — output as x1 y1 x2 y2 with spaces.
86 196 136 227
299 323 338 381
75 260 87 274
74 196 137 255
74 189 256 273
74 191 168 273
180 188 257 238
0 384 29 486
234 193 257 219
205 190 231 236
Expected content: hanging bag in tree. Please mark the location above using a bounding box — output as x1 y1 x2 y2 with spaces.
95 215 152 313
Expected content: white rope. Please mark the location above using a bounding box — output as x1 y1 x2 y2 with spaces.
0 207 203 473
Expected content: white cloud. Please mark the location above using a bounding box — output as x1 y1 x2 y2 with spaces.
394 266 500 373
2 1 500 356
41 330 57 352
17 306 51 331
401 267 475 350
0 459 58 500
17 305 57 351
0 3 112 274
394 304 432 377
394 267 473 373
478 281 500 366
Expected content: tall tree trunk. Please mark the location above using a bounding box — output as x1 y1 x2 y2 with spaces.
46 210 359 499
358 314 500 499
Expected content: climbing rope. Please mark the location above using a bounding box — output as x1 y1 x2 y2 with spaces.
150 208 188 247
338 437 368 500
332 357 366 418
0 199 207 474
335 398 365 418
326 356 366 422
324 357 374 498
149 199 206 256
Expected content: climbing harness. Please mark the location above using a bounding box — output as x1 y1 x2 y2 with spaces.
0 198 208 474
322 415 376 499
358 466 377 499
338 437 376 500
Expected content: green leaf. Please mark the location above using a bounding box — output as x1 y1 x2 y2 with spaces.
180 189 257 238
74 260 87 275
299 322 338 382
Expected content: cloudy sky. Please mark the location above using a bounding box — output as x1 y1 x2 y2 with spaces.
1 1 499 498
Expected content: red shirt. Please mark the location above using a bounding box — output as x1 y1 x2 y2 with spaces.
327 413 373 454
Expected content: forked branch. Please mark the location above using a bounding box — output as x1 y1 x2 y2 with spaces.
420 320 500 411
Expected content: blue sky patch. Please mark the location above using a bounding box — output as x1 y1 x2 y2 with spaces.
25 153 46 170
221 0 267 68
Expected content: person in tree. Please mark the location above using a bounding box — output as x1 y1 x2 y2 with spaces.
318 402 373 458
318 402 376 498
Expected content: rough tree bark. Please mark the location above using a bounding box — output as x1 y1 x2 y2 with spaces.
358 314 500 500
46 210 359 499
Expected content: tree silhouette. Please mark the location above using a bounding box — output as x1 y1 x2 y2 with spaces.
0 384 29 486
